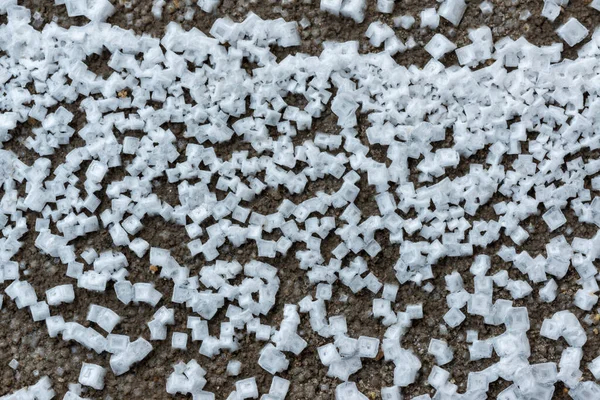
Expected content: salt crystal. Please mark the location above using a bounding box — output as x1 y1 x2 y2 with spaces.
539 279 558 303
425 34 456 60
235 377 259 399
171 332 188 350
541 1 561 22
269 376 290 398
479 0 493 14
381 386 401 400
46 284 75 306
438 0 467 26
227 360 242 376
377 0 394 13
556 18 589 47
357 336 380 358
394 15 415 29
320 0 343 16
365 22 395 48
443 307 465 328
420 8 440 29
428 339 453 365
78 363 106 390
258 344 289 374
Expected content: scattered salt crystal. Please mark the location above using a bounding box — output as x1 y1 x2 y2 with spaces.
479 0 493 14
438 0 467 26
320 0 343 16
541 0 561 21
556 18 589 47
78 363 106 390
365 21 395 47
443 308 466 328
425 34 456 59
394 15 415 29
235 377 259 399
171 332 188 350
227 360 242 376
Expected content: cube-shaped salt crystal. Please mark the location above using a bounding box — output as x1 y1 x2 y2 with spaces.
235 377 258 399
340 0 366 22
227 360 242 376
381 386 401 400
574 289 598 311
329 315 348 334
122 137 139 155
171 332 188 350
107 334 130 353
469 340 493 361
336 336 358 357
256 324 272 341
318 343 341 366
542 207 567 231
80 248 98 264
46 316 66 337
492 270 509 287
531 362 557 384
428 339 453 365
269 376 290 397
540 319 562 341
148 320 168 341
467 371 489 392
258 344 289 375
557 18 589 47
78 363 106 390
129 238 150 258
377 0 394 13
382 283 398 301
133 282 162 306
30 301 50 321
438 0 466 26
589 356 600 379
443 307 465 328
395 15 415 29
541 0 560 21
428 365 450 389
420 8 439 29
479 0 493 14
466 330 478 343
445 271 463 292
66 262 84 279
406 304 423 319
357 336 380 358
504 307 530 332
320 0 343 15
365 21 394 47
539 279 558 303
122 215 143 235
46 284 75 306
468 293 492 316
315 283 332 300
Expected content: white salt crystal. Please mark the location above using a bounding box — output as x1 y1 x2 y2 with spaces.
556 18 589 47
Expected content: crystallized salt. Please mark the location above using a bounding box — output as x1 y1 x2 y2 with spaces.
78 363 106 390
438 0 467 26
479 1 493 14
2 3 600 398
556 18 589 47
425 34 457 59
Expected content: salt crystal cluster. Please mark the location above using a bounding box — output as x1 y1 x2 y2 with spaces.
2 0 600 399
